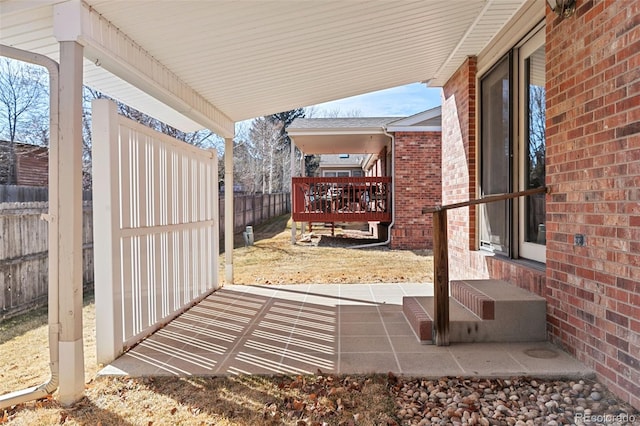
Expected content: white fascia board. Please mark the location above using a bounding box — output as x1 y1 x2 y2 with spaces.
53 0 234 138
386 125 442 133
287 128 386 136
387 106 442 127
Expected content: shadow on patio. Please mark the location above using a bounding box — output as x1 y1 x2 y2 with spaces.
100 284 592 380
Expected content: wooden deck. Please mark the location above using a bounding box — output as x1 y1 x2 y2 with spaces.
292 176 391 223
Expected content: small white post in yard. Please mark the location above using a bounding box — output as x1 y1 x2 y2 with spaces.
224 137 234 284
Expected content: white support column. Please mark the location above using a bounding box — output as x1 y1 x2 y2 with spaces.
290 141 296 244
224 137 234 284
57 40 85 405
300 153 306 235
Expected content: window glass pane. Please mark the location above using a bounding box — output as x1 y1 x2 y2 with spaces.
524 46 546 244
480 55 511 255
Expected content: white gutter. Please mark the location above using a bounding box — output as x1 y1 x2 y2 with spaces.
350 126 395 249
0 45 60 409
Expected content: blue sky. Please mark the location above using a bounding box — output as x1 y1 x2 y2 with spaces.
311 83 442 117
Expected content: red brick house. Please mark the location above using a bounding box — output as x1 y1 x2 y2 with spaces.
435 0 639 409
0 141 48 186
289 107 442 250
1 0 637 410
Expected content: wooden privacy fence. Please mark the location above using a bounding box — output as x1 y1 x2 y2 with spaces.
0 185 48 203
0 185 92 202
92 99 220 364
0 202 93 318
220 192 290 235
0 193 287 321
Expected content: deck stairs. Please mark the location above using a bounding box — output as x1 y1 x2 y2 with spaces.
403 279 547 343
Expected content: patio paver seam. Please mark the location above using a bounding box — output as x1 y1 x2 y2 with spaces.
214 291 277 374
369 284 403 374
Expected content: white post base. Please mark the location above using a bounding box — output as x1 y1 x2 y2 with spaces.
225 264 234 285
58 339 85 406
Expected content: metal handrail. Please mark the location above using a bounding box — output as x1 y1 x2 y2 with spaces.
423 186 548 346
422 186 548 214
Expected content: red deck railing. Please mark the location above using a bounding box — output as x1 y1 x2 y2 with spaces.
292 176 392 223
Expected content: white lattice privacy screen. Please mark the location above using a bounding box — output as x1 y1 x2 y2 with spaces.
92 99 219 364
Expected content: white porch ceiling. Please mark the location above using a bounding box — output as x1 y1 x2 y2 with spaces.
0 0 530 134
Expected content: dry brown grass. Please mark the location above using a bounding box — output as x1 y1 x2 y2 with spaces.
227 216 434 285
1 215 431 425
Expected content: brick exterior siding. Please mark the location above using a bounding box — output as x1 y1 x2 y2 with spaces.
441 1 639 409
0 141 48 186
391 131 441 249
545 0 640 409
441 57 477 258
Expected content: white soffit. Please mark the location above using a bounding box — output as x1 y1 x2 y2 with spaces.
290 133 390 156
0 0 528 132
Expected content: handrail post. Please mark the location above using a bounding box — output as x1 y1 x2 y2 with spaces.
422 186 547 346
433 209 449 346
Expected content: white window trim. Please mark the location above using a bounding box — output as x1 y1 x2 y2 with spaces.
322 170 351 177
517 27 546 263
477 0 544 77
476 21 547 264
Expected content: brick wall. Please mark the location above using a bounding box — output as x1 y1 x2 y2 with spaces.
391 131 441 249
545 0 640 409
16 144 48 186
441 57 478 267
441 0 639 410
0 141 48 186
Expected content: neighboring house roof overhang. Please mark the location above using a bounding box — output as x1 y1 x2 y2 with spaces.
0 0 528 135
288 117 393 154
288 106 442 154
386 106 442 132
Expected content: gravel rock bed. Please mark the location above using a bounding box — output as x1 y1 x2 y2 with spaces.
390 376 638 426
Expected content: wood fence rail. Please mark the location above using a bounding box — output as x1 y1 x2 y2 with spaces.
423 186 548 346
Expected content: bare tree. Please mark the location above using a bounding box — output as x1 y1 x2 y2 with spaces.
81 88 223 189
316 107 362 118
0 59 47 143
229 120 260 193
0 58 48 183
528 85 545 187
249 117 285 194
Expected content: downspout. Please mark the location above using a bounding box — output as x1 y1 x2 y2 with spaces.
0 45 60 409
350 127 395 249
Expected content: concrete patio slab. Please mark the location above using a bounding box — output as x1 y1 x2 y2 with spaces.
99 284 594 380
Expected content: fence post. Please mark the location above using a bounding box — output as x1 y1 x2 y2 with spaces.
433 209 449 346
92 99 124 364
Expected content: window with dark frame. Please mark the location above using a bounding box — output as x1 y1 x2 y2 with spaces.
479 27 546 263
479 53 513 256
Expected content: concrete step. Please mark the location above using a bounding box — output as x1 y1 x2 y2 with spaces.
451 279 495 319
403 279 547 343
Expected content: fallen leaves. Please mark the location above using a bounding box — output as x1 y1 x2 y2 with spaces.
260 373 396 425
